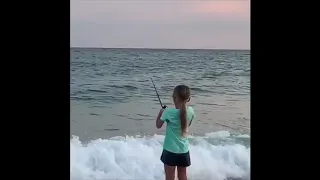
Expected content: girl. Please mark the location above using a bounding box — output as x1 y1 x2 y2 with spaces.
156 85 195 180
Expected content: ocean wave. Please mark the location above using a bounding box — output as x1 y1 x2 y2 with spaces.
71 131 250 180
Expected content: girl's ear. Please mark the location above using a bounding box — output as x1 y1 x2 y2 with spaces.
187 97 190 102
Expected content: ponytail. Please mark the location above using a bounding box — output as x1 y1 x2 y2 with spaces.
173 84 191 137
180 103 188 137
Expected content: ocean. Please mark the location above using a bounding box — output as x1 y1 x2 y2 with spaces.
70 48 250 180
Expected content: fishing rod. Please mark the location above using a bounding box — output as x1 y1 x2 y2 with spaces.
150 77 167 109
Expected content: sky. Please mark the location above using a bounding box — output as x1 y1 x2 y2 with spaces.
71 0 250 49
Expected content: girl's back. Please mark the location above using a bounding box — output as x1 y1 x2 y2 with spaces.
161 107 195 154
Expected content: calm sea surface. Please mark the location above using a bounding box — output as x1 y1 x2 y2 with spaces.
70 48 250 141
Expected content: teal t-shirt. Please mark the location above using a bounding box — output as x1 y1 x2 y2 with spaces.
160 106 195 154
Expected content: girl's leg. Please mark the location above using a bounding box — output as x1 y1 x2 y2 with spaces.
177 166 187 180
164 164 176 180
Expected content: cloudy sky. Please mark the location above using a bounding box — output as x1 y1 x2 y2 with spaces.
71 0 250 49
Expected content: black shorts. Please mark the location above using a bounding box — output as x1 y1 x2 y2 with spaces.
160 149 191 167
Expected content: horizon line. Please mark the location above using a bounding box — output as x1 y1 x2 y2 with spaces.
70 47 250 51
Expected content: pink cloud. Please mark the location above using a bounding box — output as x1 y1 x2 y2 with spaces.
186 1 250 19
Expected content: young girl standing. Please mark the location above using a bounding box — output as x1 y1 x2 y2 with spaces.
155 85 195 180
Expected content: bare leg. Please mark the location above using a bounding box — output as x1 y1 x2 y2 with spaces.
177 166 187 180
164 164 176 180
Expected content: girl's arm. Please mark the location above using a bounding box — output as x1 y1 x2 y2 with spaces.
156 108 165 129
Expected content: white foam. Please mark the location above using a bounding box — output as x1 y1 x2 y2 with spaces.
205 130 231 138
235 134 250 138
70 132 250 180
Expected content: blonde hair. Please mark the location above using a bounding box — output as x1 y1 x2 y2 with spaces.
173 85 191 136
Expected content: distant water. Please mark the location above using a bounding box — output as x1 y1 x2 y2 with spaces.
70 48 250 180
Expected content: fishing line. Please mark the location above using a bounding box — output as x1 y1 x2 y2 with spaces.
150 77 167 109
